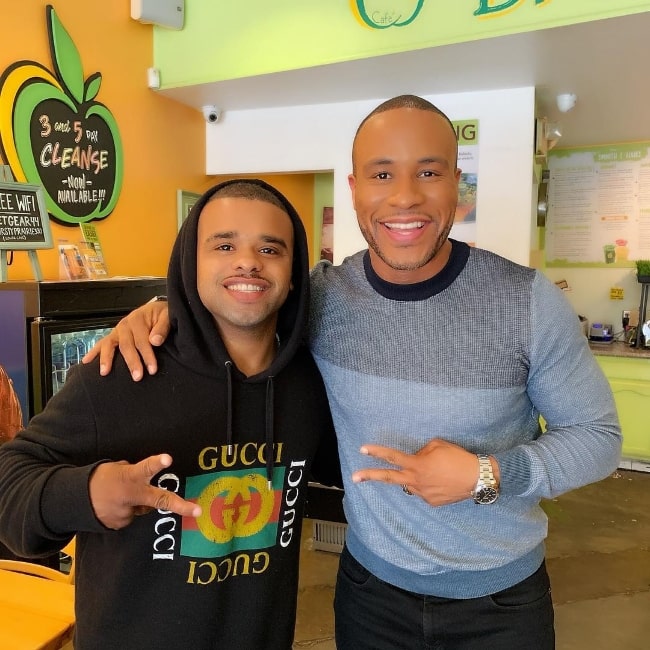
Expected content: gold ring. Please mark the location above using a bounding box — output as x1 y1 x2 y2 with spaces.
402 484 413 496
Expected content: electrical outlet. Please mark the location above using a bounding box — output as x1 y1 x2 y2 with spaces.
622 309 631 330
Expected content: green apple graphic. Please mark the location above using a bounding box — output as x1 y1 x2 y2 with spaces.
0 5 123 225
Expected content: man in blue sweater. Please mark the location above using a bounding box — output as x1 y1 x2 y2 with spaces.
85 95 622 649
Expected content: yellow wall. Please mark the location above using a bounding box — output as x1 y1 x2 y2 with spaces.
0 1 206 280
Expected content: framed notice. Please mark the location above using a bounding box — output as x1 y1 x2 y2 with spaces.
177 190 201 230
0 182 52 250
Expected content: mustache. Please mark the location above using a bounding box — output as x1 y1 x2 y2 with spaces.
229 272 264 280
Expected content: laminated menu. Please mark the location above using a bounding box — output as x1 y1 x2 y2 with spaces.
78 223 108 278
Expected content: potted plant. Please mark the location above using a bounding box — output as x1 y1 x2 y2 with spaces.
635 259 650 283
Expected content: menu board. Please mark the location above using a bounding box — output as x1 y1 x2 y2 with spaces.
545 143 650 267
0 181 52 250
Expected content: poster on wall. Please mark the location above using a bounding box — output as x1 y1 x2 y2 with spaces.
546 143 650 267
0 5 123 227
450 119 479 246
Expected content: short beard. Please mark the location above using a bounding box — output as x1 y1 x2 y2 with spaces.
359 218 454 273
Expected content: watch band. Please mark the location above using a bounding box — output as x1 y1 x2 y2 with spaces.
472 454 499 505
477 454 495 485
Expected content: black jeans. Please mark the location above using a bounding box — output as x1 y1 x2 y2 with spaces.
334 546 554 650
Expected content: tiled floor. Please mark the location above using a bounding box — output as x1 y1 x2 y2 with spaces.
294 469 650 649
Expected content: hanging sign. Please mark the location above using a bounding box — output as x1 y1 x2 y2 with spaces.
0 5 123 227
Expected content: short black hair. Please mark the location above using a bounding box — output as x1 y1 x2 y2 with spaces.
352 94 458 170
209 181 288 214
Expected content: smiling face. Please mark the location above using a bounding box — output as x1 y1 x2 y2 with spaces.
196 196 294 341
349 107 461 284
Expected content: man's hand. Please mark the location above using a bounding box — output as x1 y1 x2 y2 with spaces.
351 439 499 507
82 301 171 381
88 453 200 530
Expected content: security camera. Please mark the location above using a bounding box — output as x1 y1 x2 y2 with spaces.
201 105 221 123
556 93 577 113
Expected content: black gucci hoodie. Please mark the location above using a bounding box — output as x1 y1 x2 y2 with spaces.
0 179 340 649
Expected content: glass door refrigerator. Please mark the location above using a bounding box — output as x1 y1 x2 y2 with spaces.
0 278 166 422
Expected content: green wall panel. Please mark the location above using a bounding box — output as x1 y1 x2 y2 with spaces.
153 1 650 88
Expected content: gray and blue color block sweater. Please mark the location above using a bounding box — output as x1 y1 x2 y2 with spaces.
309 240 621 599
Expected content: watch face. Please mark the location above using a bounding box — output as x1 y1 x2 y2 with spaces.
474 486 499 505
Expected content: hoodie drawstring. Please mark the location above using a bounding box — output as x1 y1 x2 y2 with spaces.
265 377 275 489
223 361 275 490
225 361 233 455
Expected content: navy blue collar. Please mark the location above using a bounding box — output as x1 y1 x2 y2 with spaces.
363 239 470 301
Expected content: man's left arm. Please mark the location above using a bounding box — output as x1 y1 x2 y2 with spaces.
351 274 621 506
493 273 621 500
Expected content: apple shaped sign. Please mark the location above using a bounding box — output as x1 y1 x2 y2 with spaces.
0 5 123 225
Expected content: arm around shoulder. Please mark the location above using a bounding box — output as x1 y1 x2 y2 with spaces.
83 299 171 379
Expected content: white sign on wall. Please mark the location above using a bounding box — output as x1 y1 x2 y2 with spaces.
546 143 650 267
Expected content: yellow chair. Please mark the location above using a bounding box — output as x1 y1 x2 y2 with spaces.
0 537 75 584
0 538 76 649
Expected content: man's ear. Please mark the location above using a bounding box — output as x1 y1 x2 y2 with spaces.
348 173 356 206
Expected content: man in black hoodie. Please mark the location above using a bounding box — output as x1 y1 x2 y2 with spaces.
0 180 339 650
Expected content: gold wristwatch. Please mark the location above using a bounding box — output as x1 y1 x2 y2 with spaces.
472 454 499 505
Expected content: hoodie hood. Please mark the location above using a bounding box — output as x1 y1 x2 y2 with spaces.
165 179 310 383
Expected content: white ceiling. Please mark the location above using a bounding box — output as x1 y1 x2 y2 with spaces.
159 12 650 149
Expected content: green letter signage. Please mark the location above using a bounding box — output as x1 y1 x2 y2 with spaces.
351 0 426 29
474 0 549 17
